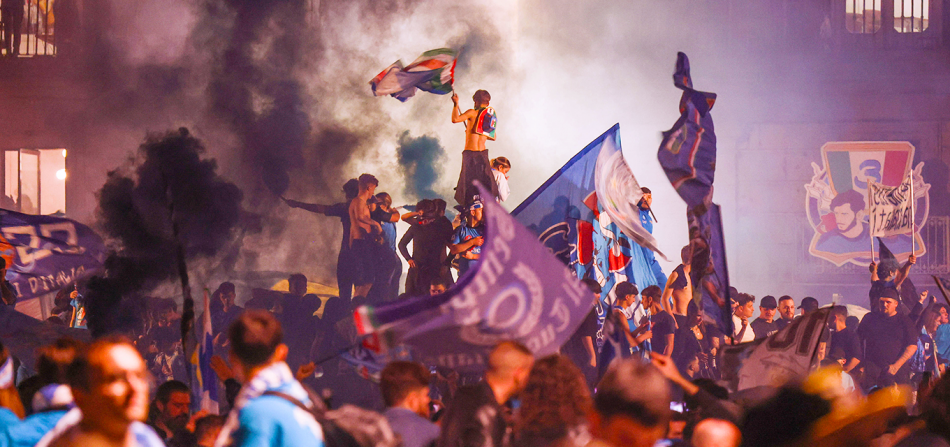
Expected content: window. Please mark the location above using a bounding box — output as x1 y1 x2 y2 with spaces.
894 0 929 32
846 0 882 33
1 0 63 57
3 149 66 215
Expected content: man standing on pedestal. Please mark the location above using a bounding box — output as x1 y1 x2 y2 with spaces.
638 187 667 287
451 90 498 206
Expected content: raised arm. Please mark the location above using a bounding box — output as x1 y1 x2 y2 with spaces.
283 198 331 215
401 210 423 223
894 254 916 288
451 93 476 124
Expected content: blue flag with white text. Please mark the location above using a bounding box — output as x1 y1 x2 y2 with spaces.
0 210 106 300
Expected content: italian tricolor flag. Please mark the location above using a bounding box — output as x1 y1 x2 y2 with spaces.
370 48 457 102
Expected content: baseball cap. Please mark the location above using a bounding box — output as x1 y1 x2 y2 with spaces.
880 288 901 301
469 201 483 211
799 297 819 312
760 295 777 309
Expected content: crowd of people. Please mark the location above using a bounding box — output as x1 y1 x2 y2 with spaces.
1 293 950 447
1 89 950 447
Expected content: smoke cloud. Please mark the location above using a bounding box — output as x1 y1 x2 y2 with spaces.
396 131 447 200
86 129 244 336
64 0 519 305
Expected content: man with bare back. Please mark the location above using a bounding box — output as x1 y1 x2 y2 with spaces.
349 173 382 299
451 90 499 206
662 246 693 329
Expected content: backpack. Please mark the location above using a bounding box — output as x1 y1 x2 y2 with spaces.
262 389 398 447
473 107 496 141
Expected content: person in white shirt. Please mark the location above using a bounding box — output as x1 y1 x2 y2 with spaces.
491 157 511 202
731 294 756 344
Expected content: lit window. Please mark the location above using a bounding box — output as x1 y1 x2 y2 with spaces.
3 149 66 215
894 0 929 32
846 0 882 33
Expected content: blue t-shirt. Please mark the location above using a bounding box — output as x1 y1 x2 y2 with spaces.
452 223 484 276
2 410 68 447
371 209 398 252
934 323 950 362
231 384 325 447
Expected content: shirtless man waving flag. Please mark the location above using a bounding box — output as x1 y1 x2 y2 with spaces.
451 90 499 206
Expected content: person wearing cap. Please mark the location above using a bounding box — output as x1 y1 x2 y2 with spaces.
799 297 819 318
750 296 780 340
449 201 485 277
857 287 918 388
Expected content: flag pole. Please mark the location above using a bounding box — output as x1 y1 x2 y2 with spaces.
868 184 875 263
910 171 916 254
931 275 950 310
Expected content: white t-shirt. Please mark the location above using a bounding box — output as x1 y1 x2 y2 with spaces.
732 314 756 343
492 169 510 202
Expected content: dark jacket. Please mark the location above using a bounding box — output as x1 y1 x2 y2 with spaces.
437 381 507 447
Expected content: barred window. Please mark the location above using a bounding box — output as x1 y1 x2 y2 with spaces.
894 0 930 32
846 0 882 33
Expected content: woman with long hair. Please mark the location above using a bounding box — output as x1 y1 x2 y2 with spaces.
513 354 593 447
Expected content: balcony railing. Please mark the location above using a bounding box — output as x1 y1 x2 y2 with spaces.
1 0 57 57
797 216 950 277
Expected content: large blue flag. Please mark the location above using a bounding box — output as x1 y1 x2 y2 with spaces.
689 204 733 338
355 183 595 373
510 124 658 322
658 52 718 210
0 210 106 300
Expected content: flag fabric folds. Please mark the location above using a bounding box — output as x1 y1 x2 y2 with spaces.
658 52 718 210
721 308 831 391
688 204 733 339
370 49 457 102
192 290 218 413
594 132 666 261
510 124 660 323
0 209 106 300
0 305 89 371
877 238 901 276
868 175 915 238
354 183 596 373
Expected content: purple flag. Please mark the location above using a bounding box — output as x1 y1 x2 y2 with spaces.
658 52 718 210
0 210 106 300
0 305 89 369
355 183 595 372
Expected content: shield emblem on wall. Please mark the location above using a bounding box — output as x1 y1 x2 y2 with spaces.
805 142 929 266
